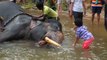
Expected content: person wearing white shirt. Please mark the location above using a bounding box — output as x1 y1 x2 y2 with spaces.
69 0 86 23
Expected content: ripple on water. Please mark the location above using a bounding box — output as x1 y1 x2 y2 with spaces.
0 42 102 60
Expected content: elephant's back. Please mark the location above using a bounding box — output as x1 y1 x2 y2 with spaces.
0 1 24 25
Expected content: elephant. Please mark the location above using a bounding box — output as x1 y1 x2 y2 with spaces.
0 1 64 48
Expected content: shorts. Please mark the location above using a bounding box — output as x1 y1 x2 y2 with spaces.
82 37 94 49
92 7 102 14
73 11 83 22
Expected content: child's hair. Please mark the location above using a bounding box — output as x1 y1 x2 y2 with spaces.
36 0 44 10
74 18 83 27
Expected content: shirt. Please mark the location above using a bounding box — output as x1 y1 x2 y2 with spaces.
91 0 103 7
76 26 94 40
43 5 58 18
71 0 85 12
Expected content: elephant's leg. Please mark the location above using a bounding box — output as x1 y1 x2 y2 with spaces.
0 15 31 42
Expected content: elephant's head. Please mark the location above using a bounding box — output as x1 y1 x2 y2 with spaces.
30 19 64 48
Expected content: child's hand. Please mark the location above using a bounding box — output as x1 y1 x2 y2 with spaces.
73 26 77 31
32 16 38 20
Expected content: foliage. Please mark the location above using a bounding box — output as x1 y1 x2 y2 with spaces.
20 0 91 10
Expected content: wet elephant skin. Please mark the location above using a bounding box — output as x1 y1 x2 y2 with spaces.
30 19 62 41
0 1 64 47
0 1 31 42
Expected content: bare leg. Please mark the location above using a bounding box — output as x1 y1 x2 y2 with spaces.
68 11 73 20
97 13 100 25
92 13 95 25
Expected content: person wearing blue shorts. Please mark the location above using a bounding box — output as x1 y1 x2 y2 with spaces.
91 0 103 25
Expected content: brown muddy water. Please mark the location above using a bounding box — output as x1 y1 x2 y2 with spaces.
0 9 107 60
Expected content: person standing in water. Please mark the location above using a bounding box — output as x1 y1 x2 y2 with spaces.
91 0 104 25
72 18 94 50
69 0 86 23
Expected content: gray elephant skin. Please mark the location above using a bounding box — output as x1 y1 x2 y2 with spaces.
0 1 64 47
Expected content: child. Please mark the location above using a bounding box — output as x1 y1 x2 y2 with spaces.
32 0 58 21
72 19 94 49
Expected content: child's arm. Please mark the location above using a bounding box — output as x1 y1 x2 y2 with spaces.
32 14 46 21
32 14 43 19
72 37 79 47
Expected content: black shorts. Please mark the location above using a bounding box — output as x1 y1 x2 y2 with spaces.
73 11 83 21
92 7 102 14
